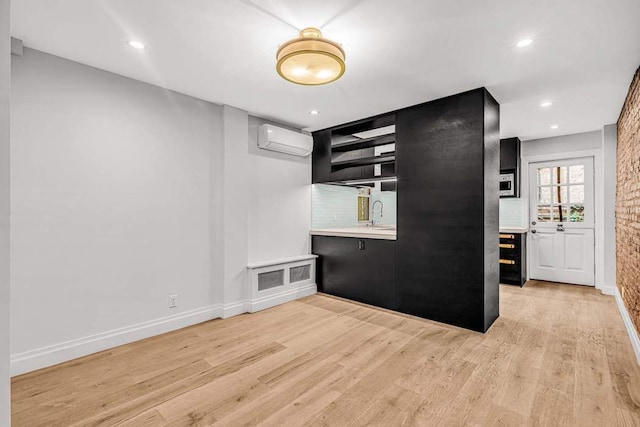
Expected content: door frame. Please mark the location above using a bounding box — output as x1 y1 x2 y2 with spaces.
521 149 606 293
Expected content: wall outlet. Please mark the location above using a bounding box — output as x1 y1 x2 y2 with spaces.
168 294 178 308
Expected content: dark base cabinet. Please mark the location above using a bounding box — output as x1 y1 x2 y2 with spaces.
499 233 527 287
312 236 396 310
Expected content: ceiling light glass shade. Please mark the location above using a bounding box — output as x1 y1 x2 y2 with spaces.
276 27 346 85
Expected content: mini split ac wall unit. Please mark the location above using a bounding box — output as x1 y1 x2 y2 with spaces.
258 124 313 157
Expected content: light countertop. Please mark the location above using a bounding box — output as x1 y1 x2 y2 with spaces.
310 226 397 241
311 227 525 239
499 227 529 234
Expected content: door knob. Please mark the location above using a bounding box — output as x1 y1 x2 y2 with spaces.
531 229 537 234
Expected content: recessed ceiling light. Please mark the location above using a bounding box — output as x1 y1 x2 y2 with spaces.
516 38 533 48
310 110 320 115
550 124 559 129
127 40 146 50
540 101 553 107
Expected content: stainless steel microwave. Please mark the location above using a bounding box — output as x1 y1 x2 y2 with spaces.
499 172 515 197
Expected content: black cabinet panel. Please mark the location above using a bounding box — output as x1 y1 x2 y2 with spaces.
483 91 500 331
330 114 395 138
499 233 527 287
311 88 500 333
312 236 396 310
380 162 395 177
332 134 395 152
312 130 332 184
395 89 499 332
500 137 521 198
500 137 520 171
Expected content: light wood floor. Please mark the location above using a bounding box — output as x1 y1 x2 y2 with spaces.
12 281 640 426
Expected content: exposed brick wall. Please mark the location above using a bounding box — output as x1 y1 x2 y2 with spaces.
617 66 640 334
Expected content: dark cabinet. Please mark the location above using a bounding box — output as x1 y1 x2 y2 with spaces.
500 137 520 171
500 137 521 198
312 129 332 184
499 232 527 287
311 87 500 333
395 88 499 332
312 236 396 310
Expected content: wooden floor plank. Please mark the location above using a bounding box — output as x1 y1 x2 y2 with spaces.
11 281 639 426
115 409 167 427
529 385 574 426
574 298 618 425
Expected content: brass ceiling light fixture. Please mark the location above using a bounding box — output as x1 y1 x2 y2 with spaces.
276 27 346 85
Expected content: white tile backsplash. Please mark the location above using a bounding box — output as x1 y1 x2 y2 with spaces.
312 184 397 229
315 184 519 230
500 198 528 228
315 184 522 230
312 184 358 229
371 191 397 226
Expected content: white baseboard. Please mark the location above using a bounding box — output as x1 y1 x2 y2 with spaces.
249 283 317 313
222 300 250 319
10 304 222 376
10 284 317 376
598 285 616 296
615 288 640 366
222 284 317 317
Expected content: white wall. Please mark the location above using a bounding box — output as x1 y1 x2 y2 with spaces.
221 106 249 309
521 130 602 158
521 129 612 293
10 48 314 374
1 0 11 423
602 124 617 293
247 117 311 264
216 112 313 316
10 48 223 373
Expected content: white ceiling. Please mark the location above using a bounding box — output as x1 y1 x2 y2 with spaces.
11 0 640 140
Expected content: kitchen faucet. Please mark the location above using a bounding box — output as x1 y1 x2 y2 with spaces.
371 200 384 226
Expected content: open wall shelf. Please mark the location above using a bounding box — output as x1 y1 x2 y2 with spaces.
312 112 396 184
331 134 396 153
331 153 396 170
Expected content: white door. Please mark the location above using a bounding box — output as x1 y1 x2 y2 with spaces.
529 158 595 286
